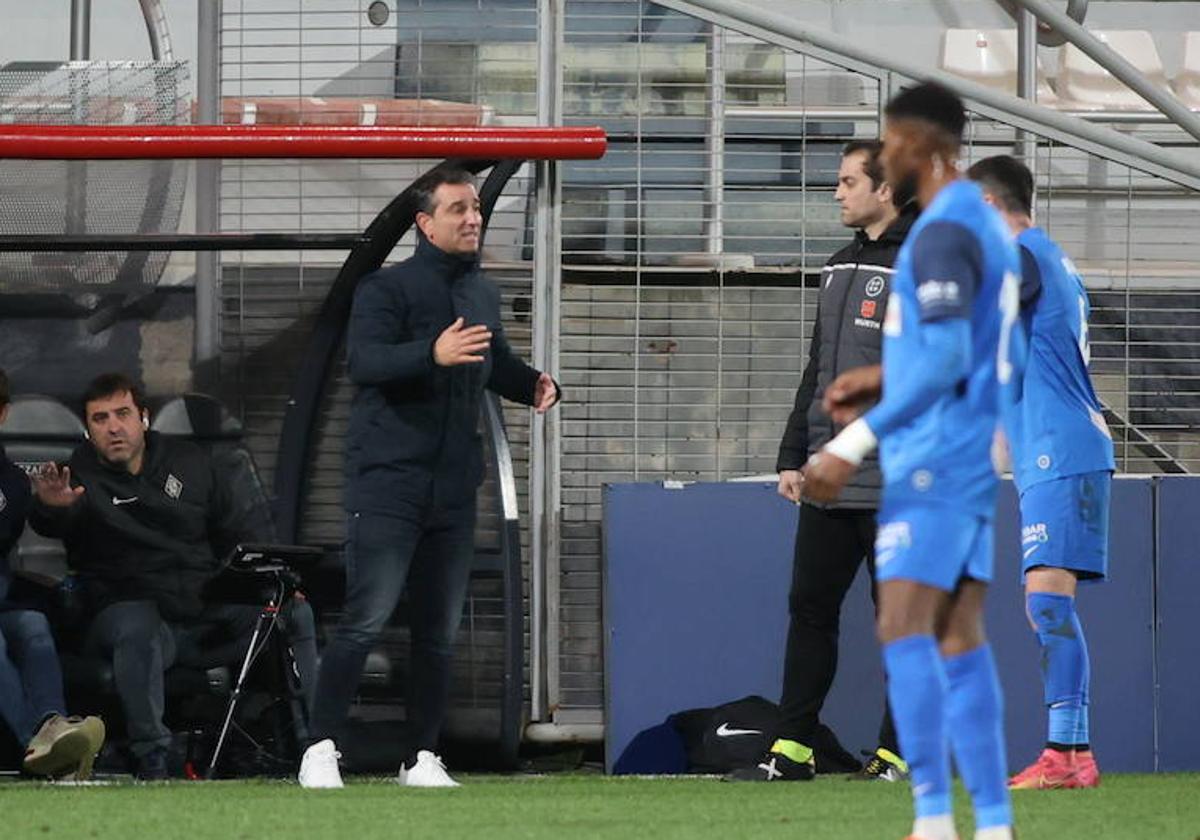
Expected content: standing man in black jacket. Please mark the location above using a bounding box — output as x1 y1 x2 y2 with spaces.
300 166 559 789
731 140 917 783
30 373 318 779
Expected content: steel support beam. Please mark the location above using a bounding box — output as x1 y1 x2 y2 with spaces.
650 0 1200 191
1000 0 1090 48
69 0 91 61
1010 0 1200 145
139 0 175 61
704 26 726 255
195 0 222 377
1016 8 1038 163
531 0 566 724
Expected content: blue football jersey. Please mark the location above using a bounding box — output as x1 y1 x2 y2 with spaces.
1010 227 1115 492
875 180 1022 518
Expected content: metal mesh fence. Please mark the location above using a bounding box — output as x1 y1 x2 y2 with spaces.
209 0 1200 721
0 60 189 291
217 0 539 731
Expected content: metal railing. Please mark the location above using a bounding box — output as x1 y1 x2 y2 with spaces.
210 0 1200 724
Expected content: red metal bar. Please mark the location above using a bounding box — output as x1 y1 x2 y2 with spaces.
0 124 607 161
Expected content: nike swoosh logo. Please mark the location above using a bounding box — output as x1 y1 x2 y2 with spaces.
112 496 139 506
716 723 762 737
1023 546 1040 559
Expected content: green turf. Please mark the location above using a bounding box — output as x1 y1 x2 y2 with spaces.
1 773 1198 839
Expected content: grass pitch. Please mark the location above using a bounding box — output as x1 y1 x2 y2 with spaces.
0 773 1197 839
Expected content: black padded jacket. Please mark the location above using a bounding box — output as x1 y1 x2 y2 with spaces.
776 204 918 509
28 432 270 620
343 234 550 513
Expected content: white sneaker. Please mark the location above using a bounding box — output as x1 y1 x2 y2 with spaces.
298 739 344 789
397 750 460 788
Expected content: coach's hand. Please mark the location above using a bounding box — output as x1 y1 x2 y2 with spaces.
800 451 854 503
32 463 85 507
534 373 559 414
823 364 882 426
435 317 493 366
777 469 804 503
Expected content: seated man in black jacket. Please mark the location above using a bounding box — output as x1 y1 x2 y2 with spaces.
0 368 105 779
29 373 317 779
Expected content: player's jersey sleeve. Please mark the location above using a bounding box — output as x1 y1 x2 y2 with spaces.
1018 245 1044 307
909 221 983 322
1018 244 1043 339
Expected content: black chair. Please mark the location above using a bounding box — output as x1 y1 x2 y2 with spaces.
152 393 318 777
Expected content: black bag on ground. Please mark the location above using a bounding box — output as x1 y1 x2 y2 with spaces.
669 695 861 774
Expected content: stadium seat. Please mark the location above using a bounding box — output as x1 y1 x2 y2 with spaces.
1175 32 1200 110
941 29 1059 105
1056 30 1167 110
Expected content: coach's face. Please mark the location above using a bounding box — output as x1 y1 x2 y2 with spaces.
835 150 891 230
85 390 147 473
418 182 483 256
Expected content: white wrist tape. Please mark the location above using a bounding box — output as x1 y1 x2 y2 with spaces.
823 418 878 467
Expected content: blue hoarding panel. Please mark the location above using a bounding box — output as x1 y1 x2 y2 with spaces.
604 478 1159 774
1154 476 1200 771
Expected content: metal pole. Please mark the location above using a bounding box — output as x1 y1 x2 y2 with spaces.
138 0 175 61
532 0 565 724
1016 8 1037 164
704 26 726 255
70 0 91 60
67 0 91 238
1010 0 1200 145
195 1 222 379
1001 0 1090 48
649 0 1200 190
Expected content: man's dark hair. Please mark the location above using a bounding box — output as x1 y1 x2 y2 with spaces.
885 81 967 146
82 372 146 416
967 154 1034 216
411 165 477 216
842 139 885 189
0 368 9 409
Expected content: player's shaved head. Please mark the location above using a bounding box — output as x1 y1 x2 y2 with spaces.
967 155 1034 216
885 81 967 152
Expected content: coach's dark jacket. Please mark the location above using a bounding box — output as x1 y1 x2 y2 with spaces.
29 432 267 620
776 203 918 509
344 233 548 513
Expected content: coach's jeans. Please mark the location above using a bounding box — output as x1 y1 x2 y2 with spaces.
308 500 476 756
0 609 67 745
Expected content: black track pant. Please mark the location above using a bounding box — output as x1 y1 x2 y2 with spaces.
777 502 898 754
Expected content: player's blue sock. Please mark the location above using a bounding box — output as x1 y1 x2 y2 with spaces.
944 644 1012 830
1027 591 1089 747
883 635 951 820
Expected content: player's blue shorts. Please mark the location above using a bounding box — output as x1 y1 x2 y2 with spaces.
874 501 994 592
1018 470 1111 582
